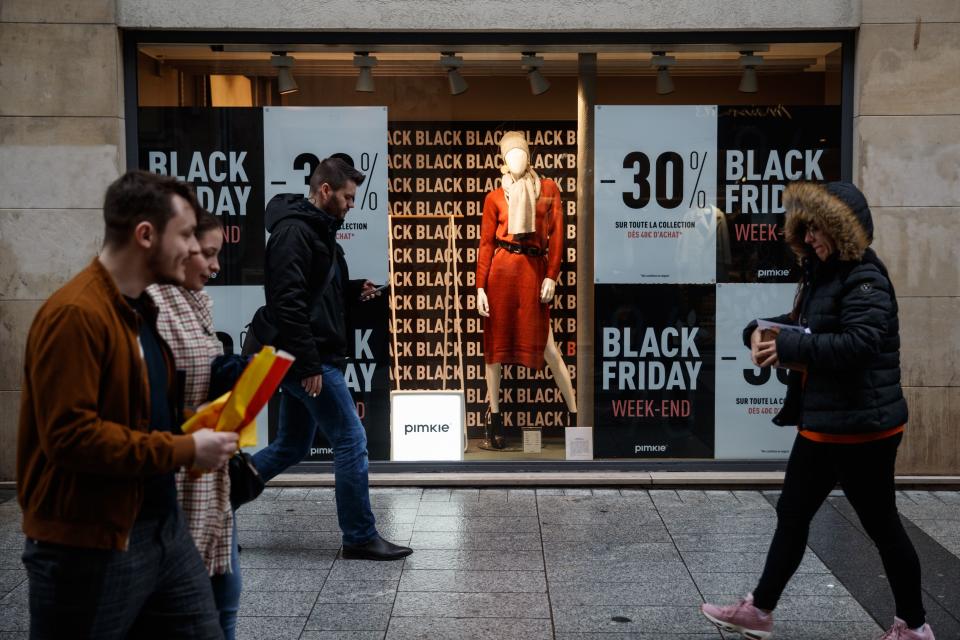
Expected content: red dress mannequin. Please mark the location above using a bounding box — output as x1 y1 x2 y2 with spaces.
476 178 563 369
474 131 577 450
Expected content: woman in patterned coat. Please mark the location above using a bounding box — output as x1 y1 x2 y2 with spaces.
148 210 240 639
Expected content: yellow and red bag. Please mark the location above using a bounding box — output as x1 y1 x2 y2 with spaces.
181 346 294 447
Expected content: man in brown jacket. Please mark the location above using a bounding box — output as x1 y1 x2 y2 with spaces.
17 170 238 639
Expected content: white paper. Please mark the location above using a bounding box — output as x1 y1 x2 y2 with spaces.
757 319 810 334
564 427 594 460
522 429 542 454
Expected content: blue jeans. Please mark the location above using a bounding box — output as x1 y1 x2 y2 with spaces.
210 517 241 640
252 365 377 545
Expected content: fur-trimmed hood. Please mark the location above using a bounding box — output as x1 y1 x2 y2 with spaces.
783 181 873 262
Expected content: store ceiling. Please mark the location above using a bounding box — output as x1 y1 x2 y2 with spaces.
140 43 841 77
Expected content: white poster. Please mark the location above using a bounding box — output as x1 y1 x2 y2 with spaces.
207 285 269 453
263 106 389 283
594 105 718 284
714 283 798 459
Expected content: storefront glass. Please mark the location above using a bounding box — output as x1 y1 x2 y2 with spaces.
132 38 845 465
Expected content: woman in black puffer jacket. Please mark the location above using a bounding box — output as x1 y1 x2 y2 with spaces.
701 182 934 640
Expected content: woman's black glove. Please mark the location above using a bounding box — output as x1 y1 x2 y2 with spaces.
208 353 250 401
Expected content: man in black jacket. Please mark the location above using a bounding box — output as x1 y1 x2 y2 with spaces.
251 158 411 561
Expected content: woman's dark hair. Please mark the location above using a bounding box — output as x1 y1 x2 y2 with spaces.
308 157 365 195
196 209 223 236
102 170 200 247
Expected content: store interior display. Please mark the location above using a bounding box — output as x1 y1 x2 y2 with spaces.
136 41 843 463
382 120 579 459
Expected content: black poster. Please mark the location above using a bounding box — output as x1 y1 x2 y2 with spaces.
594 284 716 458
138 107 265 286
283 295 392 462
388 121 578 438
717 105 841 283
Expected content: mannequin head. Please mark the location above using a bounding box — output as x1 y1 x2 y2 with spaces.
505 148 529 176
499 131 531 177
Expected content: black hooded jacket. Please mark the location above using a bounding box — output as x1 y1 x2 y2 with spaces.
742 182 908 435
254 194 363 380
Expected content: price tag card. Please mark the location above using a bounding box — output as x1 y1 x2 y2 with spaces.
263 107 389 283
594 105 718 284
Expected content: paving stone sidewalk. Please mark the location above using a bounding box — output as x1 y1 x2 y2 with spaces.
1 487 958 639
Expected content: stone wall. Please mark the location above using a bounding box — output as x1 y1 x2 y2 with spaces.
2 0 958 478
116 0 859 31
0 1 124 479
856 0 960 474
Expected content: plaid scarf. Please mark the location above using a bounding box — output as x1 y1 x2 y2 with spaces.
149 285 233 576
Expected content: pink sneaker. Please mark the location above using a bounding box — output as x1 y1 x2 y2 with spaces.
700 593 774 640
878 617 935 640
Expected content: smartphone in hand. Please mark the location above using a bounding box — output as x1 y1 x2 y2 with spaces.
359 283 390 301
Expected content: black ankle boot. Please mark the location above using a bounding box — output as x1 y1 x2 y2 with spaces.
490 412 506 449
479 411 507 451
481 419 496 448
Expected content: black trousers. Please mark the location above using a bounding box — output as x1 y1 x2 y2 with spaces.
753 432 925 628
22 507 223 640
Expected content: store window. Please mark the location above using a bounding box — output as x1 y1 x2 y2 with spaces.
133 39 845 465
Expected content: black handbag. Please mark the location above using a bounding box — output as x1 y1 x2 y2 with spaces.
228 451 265 510
242 305 280 357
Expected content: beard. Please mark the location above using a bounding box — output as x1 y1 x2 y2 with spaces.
324 201 345 219
146 242 185 286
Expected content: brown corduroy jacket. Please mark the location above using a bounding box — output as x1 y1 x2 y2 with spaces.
17 258 195 550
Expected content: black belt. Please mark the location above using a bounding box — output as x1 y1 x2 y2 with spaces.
496 239 546 257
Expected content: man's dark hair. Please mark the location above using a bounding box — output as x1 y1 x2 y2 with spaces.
328 152 355 168
102 170 200 247
196 209 224 236
309 157 365 195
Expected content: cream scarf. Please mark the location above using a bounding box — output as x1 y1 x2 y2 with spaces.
501 167 540 236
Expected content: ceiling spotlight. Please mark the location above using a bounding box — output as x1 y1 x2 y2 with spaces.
354 52 378 93
521 52 550 96
441 52 468 96
738 51 763 93
651 51 675 95
270 53 298 95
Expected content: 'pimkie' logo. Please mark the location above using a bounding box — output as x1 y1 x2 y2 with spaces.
634 444 668 453
404 424 451 435
757 268 791 278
